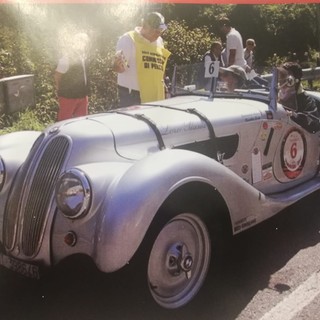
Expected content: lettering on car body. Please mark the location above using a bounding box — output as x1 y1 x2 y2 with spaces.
234 216 257 233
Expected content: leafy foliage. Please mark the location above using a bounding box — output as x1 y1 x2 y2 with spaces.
0 108 46 134
0 3 319 134
0 27 34 78
88 49 118 113
164 20 213 73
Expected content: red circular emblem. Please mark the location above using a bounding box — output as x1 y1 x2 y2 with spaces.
281 129 306 179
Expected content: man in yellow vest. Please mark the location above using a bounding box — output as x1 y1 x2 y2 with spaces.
113 12 171 107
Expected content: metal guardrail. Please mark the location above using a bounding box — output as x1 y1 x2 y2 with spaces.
301 67 320 80
261 67 320 83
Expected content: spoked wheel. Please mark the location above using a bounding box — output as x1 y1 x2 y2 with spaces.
147 213 211 309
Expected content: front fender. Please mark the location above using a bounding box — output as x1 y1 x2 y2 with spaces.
0 130 41 241
0 130 41 157
95 149 262 272
0 130 42 192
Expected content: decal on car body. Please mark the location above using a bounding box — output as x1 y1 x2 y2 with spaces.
234 216 257 232
281 129 306 179
252 147 262 183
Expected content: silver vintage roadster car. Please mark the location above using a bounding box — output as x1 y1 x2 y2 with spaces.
0 63 320 309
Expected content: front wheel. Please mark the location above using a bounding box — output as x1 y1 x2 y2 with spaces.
147 213 211 309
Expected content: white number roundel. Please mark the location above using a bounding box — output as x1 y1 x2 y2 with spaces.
281 129 306 179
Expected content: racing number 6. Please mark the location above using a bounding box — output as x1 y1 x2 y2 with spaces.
205 60 220 78
291 142 297 159
208 62 215 75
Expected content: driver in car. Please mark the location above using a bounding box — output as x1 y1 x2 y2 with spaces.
219 65 247 92
278 61 320 133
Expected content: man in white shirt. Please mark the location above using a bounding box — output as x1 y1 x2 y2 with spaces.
113 12 171 107
244 38 256 69
218 17 248 71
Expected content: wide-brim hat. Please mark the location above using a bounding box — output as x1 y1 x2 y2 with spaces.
220 65 247 82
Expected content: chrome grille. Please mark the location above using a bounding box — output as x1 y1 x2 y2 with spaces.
4 135 69 257
3 134 45 251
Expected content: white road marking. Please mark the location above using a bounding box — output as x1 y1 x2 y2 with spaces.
259 270 320 320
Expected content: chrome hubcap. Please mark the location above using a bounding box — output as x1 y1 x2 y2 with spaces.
147 213 211 309
167 243 193 279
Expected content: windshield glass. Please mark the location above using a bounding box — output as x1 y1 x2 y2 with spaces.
171 62 272 96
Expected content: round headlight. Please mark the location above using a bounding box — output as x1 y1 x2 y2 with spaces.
55 169 91 219
0 157 5 192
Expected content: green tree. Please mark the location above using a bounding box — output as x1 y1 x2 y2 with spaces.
0 3 320 133
164 20 214 74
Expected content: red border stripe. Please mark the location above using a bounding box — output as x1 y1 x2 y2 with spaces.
0 0 319 3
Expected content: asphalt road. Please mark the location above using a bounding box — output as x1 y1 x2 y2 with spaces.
0 191 319 320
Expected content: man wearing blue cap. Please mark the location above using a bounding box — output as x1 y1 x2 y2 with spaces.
113 12 171 107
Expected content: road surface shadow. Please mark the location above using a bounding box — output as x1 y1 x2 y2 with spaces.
0 191 319 320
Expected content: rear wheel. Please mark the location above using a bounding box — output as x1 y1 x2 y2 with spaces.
147 213 211 309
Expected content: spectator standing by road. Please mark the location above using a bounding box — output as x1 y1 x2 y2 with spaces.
113 12 171 107
243 38 268 87
244 38 256 70
218 17 248 71
203 41 224 67
54 32 90 121
202 41 224 90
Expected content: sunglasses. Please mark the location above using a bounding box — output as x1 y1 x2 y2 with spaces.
278 75 297 88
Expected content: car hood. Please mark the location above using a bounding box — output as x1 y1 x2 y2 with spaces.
51 95 272 161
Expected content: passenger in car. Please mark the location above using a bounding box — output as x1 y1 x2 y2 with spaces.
278 61 320 133
219 65 247 92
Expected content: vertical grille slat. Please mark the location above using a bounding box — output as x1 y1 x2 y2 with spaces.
3 135 70 257
3 134 45 250
22 136 69 256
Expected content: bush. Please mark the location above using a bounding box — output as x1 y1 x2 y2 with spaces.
0 16 218 133
164 20 214 76
0 3 319 134
0 108 46 134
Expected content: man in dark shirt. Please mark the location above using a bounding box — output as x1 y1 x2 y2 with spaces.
278 61 320 133
201 41 224 90
54 32 90 121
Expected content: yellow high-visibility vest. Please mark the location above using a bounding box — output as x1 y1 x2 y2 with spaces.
129 31 171 103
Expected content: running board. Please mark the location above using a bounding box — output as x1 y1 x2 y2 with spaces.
267 176 320 203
